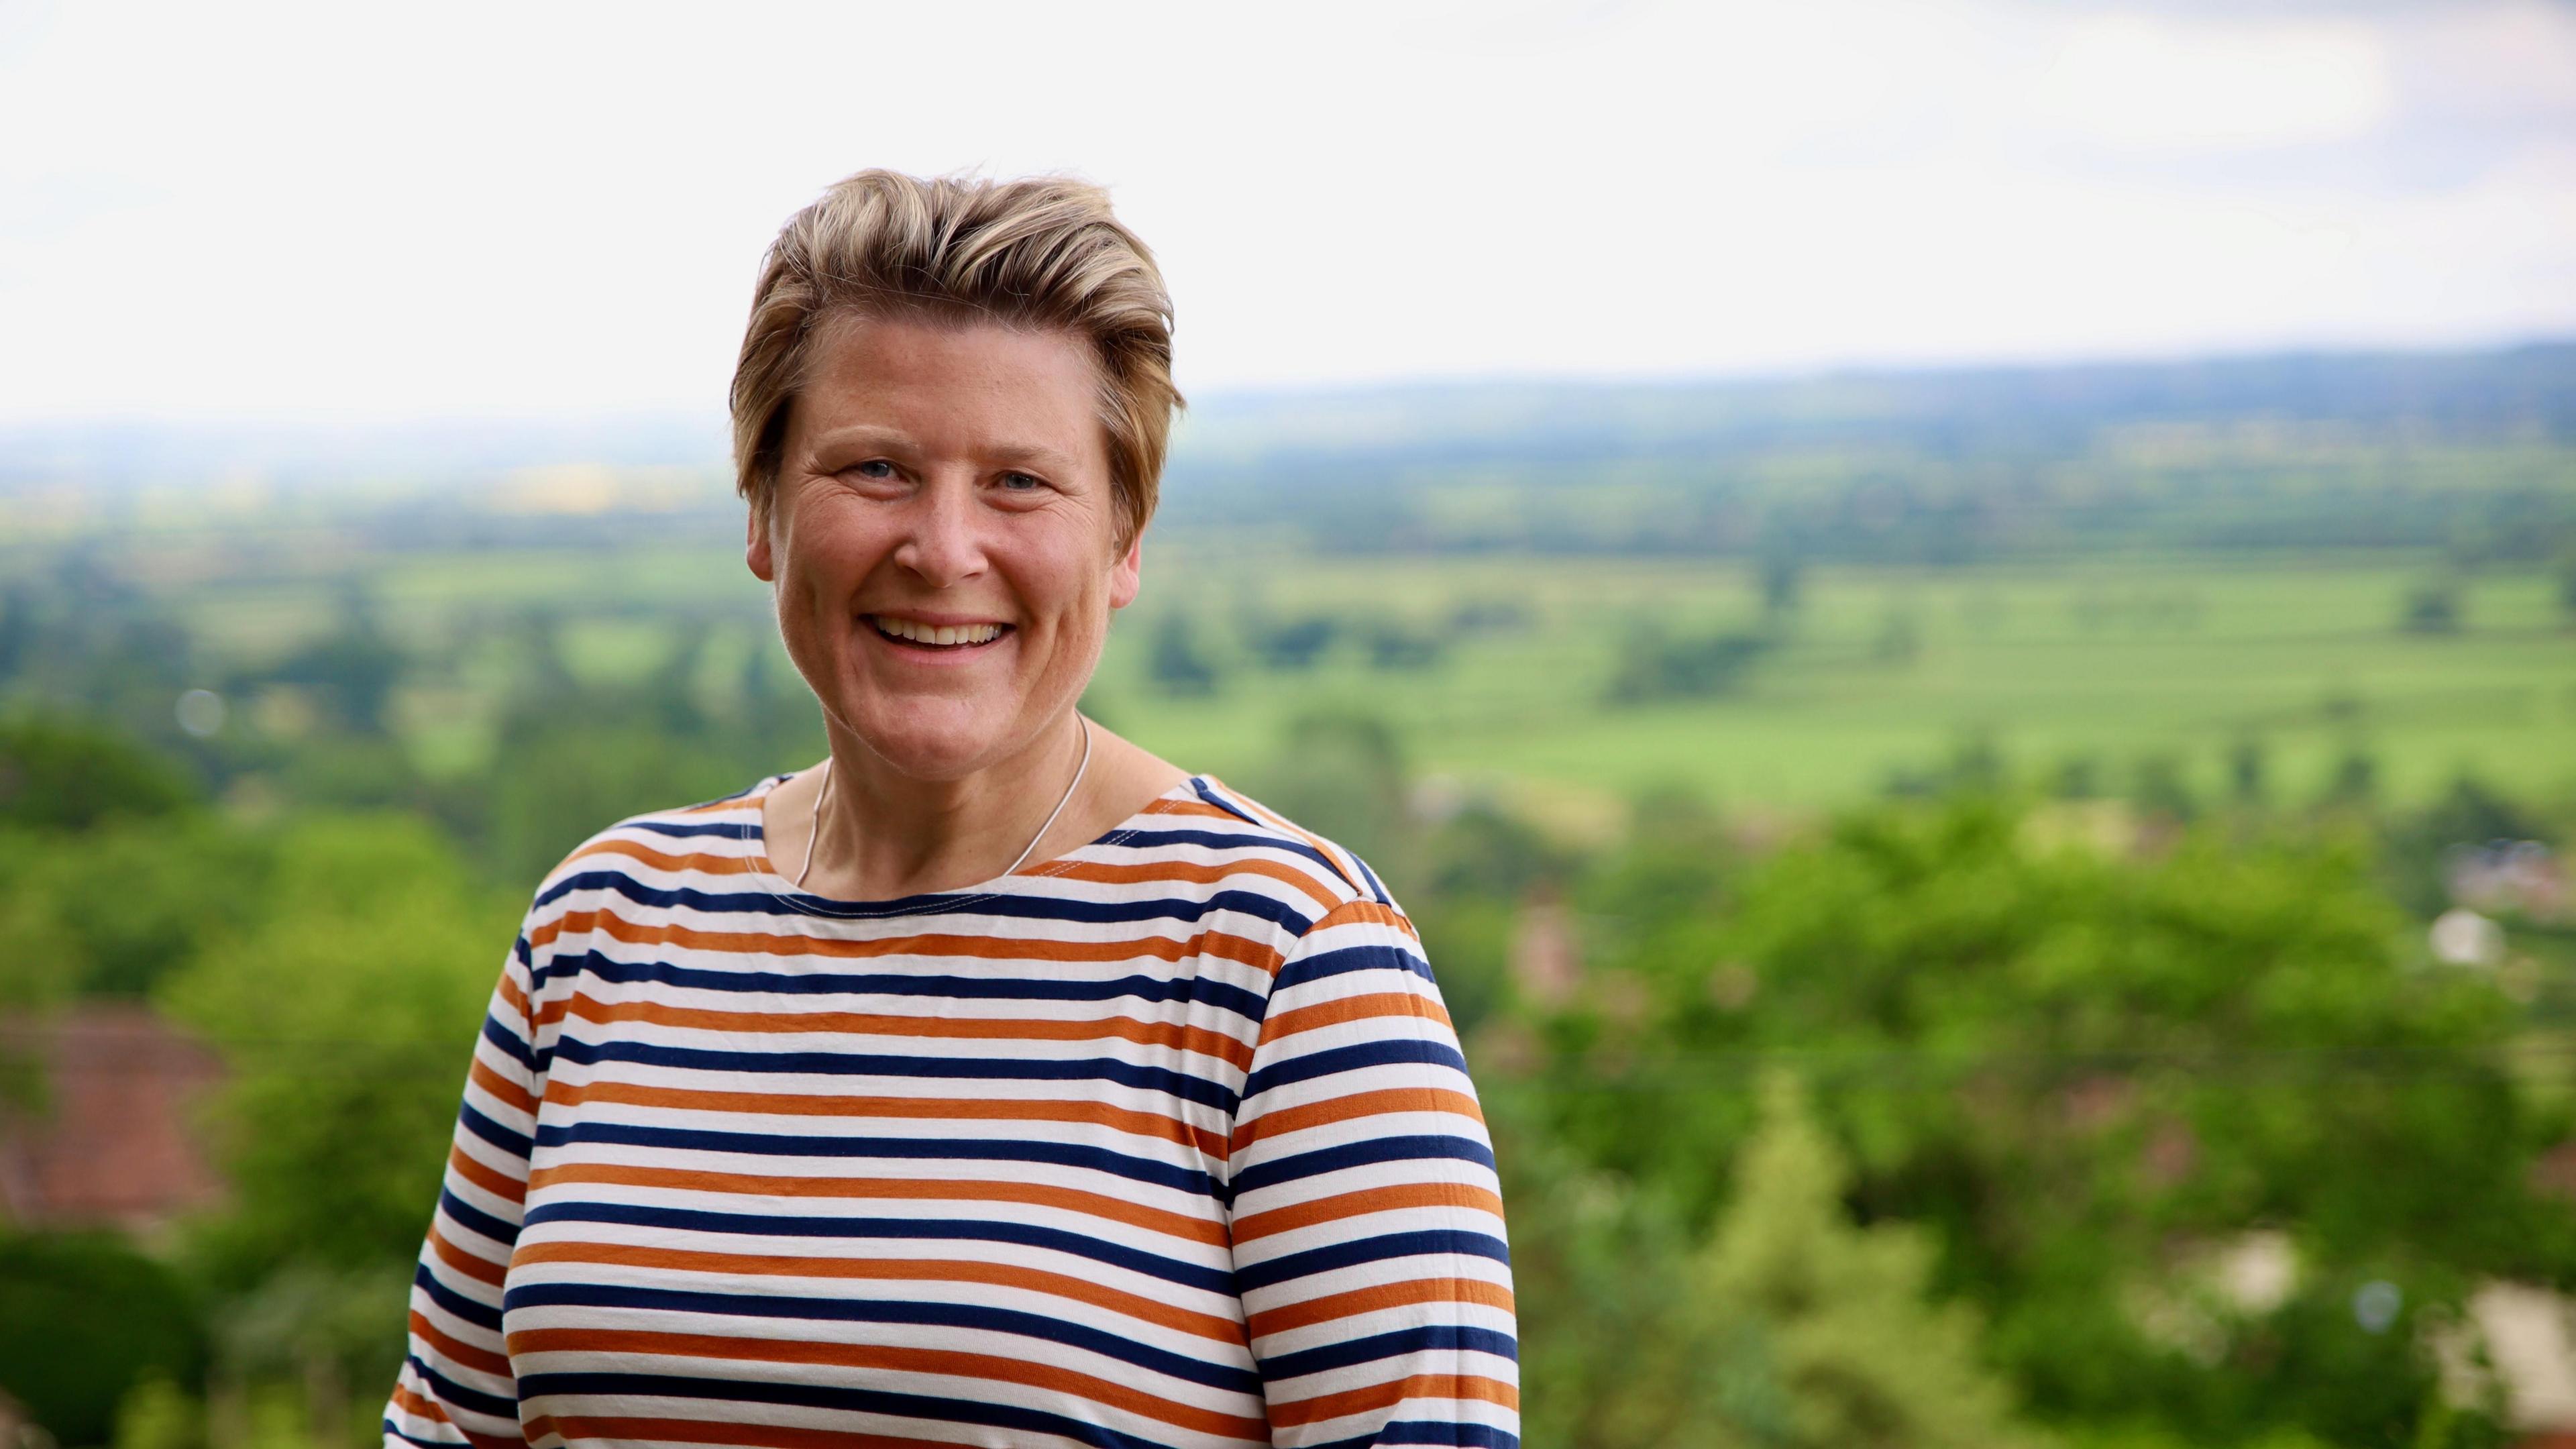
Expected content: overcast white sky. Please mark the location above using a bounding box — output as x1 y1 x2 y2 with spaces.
3 0 2573 423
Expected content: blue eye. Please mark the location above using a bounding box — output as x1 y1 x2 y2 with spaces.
999 472 1043 492
853 460 896 479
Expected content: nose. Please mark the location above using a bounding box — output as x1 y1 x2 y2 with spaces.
892 475 988 589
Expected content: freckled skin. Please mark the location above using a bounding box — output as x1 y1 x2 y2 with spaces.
747 314 1183 900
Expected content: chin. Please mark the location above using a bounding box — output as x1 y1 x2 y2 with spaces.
844 699 1027 781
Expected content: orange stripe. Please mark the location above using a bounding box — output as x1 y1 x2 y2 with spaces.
1040 856 1342 912
390 1385 519 1449
508 1240 1245 1344
494 971 533 1026
1232 1086 1486 1153
445 1142 527 1207
427 1222 506 1287
1231 1181 1506 1244
1246 1275 1517 1339
505 1328 1269 1440
523 1161 1232 1248
409 1308 511 1376
543 1074 1229 1159
467 1055 535 1116
1258 989 1451 1049
557 989 1255 1071
387 1383 450 1426
1222 788 1363 893
568 837 762 876
1298 897 1419 942
1265 1369 1519 1424
527 908 1285 978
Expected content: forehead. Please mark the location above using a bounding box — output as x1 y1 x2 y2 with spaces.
793 312 1107 466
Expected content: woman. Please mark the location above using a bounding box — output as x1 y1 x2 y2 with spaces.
382 172 1518 1449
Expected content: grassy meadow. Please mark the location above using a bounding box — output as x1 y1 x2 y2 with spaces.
60 513 2574 828
1104 548 2575 815
140 544 2555 814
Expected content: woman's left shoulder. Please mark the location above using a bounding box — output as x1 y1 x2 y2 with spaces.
1113 775 1415 942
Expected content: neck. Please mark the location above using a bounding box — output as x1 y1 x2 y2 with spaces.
798 709 1089 900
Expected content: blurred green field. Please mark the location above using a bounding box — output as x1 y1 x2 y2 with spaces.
116 527 2571 818
1100 549 2575 814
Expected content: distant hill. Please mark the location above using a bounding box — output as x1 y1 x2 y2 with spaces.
1163 343 2576 559
7 343 2573 561
1171 342 2576 468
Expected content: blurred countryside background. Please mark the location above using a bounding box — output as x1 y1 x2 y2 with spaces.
5 1 2576 1448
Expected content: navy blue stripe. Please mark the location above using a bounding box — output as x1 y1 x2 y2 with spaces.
537 870 1314 937
478 1014 537 1075
1353 856 1394 906
543 1036 1242 1114
510 1369 1191 1449
455 1101 531 1162
436 1187 519 1249
535 950 1270 1024
1274 941 1435 994
413 1260 502 1332
1235 1228 1511 1292
616 818 749 841
503 1281 1258 1394
516 1201 1238 1294
1368 1424 1522 1449
383 1418 453 1449
1189 779 1263 826
413 1356 516 1419
1242 1038 1471 1100
1231 1132 1498 1196
1262 1324 1520 1381
1122 820 1356 890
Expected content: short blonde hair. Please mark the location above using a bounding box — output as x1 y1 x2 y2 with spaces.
730 170 1182 548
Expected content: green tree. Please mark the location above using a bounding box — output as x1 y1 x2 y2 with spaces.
0 1230 207 1447
156 815 515 1283
0 817 272 1001
1147 614 1221 695
1529 796 2552 1448
1501 1075 2047 1449
1249 711 1414 878
0 712 193 832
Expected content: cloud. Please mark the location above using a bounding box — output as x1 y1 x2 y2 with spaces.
2030 14 2395 152
0 0 2567 420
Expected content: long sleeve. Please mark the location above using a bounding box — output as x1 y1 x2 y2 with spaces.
383 926 548 1449
1226 898 1521 1448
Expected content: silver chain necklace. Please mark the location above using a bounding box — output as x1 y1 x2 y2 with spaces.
793 714 1093 892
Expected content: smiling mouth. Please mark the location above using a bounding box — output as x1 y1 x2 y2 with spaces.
868 616 1013 650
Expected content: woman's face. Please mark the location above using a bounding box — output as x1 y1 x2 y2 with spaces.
750 313 1140 782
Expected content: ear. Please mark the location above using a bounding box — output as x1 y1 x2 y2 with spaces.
746 500 777 583
1107 527 1144 610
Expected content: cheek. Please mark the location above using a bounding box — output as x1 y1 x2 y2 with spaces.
778 509 883 604
1014 549 1116 645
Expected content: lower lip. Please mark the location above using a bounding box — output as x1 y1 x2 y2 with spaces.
865 621 1013 661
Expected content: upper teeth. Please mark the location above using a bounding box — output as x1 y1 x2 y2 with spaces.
875 617 1004 647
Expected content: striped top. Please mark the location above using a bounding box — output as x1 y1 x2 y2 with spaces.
382 773 1519 1449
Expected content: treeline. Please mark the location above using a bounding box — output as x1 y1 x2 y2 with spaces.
1167 448 2576 564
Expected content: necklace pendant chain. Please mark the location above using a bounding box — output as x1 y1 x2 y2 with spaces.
794 716 1093 892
